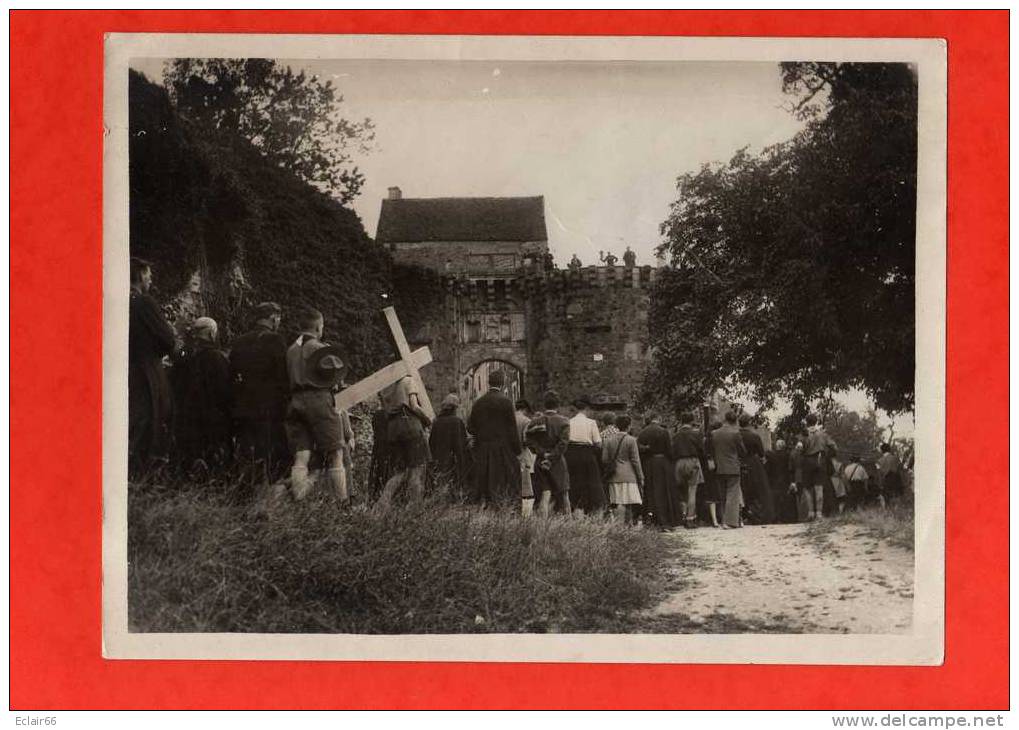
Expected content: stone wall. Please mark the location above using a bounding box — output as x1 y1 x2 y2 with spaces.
526 267 656 407
391 239 547 276
403 265 657 414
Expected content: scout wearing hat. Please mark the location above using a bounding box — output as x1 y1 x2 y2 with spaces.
284 307 349 503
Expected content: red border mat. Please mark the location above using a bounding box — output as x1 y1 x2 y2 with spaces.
10 10 1008 709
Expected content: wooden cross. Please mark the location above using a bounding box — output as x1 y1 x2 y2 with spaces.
333 306 435 419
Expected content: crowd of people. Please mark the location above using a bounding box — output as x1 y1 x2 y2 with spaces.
129 256 908 523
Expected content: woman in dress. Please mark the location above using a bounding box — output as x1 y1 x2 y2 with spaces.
601 414 644 524
637 413 680 530
428 393 471 501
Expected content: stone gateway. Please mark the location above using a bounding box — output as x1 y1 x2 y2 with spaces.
377 188 657 411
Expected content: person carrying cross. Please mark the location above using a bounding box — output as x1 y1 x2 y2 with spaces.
374 374 432 511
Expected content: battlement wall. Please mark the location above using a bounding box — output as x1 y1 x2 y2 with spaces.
403 264 660 411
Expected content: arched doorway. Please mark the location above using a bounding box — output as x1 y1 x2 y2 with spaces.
463 360 525 408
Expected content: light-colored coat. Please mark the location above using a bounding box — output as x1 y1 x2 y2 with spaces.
601 431 645 486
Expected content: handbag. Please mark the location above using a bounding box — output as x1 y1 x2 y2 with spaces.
601 435 626 482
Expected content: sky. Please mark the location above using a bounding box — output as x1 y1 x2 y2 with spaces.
130 57 913 436
133 58 805 266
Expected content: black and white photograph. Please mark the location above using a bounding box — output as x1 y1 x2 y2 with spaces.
103 35 945 663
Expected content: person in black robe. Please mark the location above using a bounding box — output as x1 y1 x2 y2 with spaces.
172 317 233 473
128 258 176 475
637 414 680 530
229 301 290 482
738 413 775 524
765 439 796 523
429 393 470 501
466 370 522 508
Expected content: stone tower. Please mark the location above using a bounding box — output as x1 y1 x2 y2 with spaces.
377 190 653 411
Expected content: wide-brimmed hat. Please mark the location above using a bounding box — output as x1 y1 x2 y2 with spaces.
306 344 347 389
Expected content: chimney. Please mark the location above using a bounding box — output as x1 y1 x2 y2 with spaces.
387 186 402 200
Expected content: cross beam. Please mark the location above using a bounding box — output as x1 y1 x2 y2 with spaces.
333 306 435 419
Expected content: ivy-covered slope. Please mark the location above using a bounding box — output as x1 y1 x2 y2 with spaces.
128 70 433 379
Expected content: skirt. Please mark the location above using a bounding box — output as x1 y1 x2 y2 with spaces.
608 481 643 505
566 443 607 513
471 441 522 508
643 453 681 528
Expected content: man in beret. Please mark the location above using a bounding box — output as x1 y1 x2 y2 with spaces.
230 301 290 484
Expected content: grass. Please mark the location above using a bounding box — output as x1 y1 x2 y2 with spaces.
804 500 915 552
128 479 673 634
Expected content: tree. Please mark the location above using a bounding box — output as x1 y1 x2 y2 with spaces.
821 404 885 459
645 62 917 414
164 58 375 204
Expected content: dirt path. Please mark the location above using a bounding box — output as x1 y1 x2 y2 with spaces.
644 522 914 633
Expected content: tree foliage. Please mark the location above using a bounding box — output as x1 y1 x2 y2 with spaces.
645 62 917 414
164 58 375 204
129 70 398 378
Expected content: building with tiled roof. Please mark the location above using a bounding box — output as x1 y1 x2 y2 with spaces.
376 187 548 277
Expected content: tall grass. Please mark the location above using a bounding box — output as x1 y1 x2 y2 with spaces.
128 481 669 633
806 500 915 551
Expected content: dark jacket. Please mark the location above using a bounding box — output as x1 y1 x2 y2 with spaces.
467 389 522 505
739 427 767 459
468 389 522 454
709 424 747 476
636 422 672 458
173 339 232 463
229 324 289 421
128 289 176 463
429 411 470 474
525 410 571 493
671 425 706 460
765 447 792 489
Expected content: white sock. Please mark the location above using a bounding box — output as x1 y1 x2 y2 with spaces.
290 465 310 500
328 467 348 502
